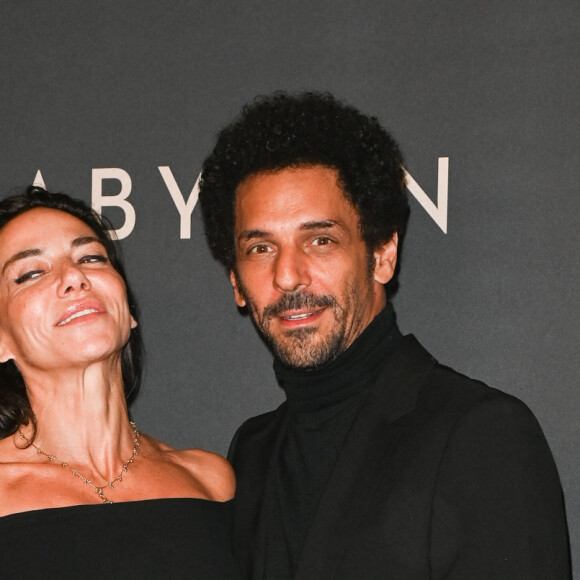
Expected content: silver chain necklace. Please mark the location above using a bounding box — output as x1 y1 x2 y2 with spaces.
18 422 140 504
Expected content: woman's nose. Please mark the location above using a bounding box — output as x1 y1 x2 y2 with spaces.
56 263 91 296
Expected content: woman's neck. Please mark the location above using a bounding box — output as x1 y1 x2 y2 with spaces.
19 360 134 476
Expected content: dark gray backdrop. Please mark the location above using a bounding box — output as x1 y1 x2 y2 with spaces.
2 1 578 574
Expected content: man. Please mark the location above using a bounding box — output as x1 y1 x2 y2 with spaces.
198 92 570 579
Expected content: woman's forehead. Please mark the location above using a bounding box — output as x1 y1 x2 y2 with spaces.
0 208 99 258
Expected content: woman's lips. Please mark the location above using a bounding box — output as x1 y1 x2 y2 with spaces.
57 301 105 326
57 308 100 326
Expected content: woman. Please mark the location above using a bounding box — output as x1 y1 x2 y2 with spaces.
0 186 240 578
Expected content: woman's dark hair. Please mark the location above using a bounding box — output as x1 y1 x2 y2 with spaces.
0 185 142 440
199 91 410 272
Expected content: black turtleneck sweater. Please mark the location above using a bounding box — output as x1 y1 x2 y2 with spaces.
264 304 403 578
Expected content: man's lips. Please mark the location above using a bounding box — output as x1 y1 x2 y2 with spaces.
263 293 336 327
57 301 105 326
277 307 327 324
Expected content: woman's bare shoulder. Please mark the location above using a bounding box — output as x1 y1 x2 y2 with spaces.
145 436 235 502
0 432 26 460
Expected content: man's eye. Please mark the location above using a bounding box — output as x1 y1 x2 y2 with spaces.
249 244 271 254
79 254 108 264
15 270 43 284
312 237 333 246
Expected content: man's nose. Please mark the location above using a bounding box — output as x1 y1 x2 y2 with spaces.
273 246 311 293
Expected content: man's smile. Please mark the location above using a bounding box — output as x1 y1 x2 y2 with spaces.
277 307 327 327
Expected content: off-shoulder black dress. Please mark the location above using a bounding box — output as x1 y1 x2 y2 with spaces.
0 498 241 579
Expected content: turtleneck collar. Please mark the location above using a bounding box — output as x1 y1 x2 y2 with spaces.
273 303 402 418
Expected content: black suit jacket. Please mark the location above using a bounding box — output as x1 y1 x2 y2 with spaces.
228 336 571 579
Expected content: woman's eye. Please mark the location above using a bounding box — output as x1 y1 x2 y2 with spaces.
14 270 43 284
79 254 108 264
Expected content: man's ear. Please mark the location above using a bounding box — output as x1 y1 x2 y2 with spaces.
373 233 399 285
229 270 247 307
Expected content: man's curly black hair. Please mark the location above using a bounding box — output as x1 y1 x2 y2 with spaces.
198 91 410 272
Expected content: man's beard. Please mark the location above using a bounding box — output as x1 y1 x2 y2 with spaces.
245 290 352 370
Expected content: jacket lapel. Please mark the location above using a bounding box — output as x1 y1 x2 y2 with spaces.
229 404 290 579
294 336 436 580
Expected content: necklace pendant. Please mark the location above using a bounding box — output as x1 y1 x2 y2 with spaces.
18 423 140 506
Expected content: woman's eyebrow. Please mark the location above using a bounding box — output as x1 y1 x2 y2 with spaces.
2 248 42 275
2 237 104 275
72 236 102 248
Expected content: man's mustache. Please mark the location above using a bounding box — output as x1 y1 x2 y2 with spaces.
263 292 336 317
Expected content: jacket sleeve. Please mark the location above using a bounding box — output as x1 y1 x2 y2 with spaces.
430 393 571 579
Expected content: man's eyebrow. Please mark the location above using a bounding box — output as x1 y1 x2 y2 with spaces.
2 249 42 275
238 221 340 243
300 220 338 231
238 229 270 243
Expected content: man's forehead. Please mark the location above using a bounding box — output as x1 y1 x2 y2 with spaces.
234 166 351 211
235 165 346 197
